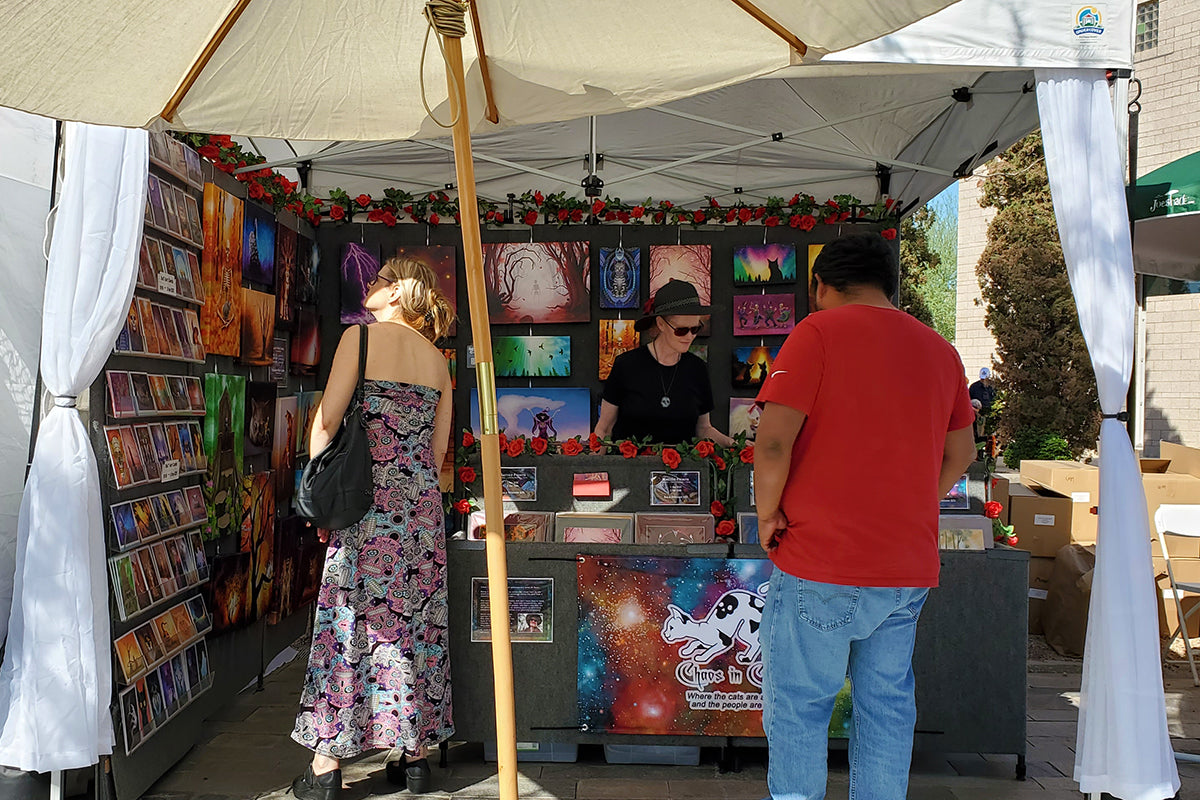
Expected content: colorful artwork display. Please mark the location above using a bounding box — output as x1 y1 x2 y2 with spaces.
340 242 381 325
493 336 570 378
598 247 641 309
649 245 711 304
241 471 275 620
732 346 780 388
206 552 252 633
200 184 243 356
396 245 457 335
482 242 590 324
598 319 639 381
273 395 298 502
275 225 297 324
239 289 276 366
578 556 773 735
241 202 276 287
732 293 796 336
733 243 797 285
291 307 320 375
202 373 246 541
729 398 762 441
469 387 591 440
295 234 319 305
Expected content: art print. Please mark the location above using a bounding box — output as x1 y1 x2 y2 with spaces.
105 427 133 489
554 512 634 544
241 471 276 620
200 183 243 355
172 247 197 303
395 245 457 335
493 335 570 378
137 238 156 288
115 632 145 684
244 382 277 458
166 376 190 412
239 288 276 366
737 512 759 544
184 146 203 186
108 371 136 418
241 201 276 287
294 234 319 305
273 395 298 501
134 425 161 481
170 308 194 360
469 387 591 441
649 245 711 305
733 243 797 286
732 346 780 388
598 319 639 381
500 467 537 502
290 307 320 375
185 194 204 245
807 244 823 287
729 397 762 441
131 498 158 543
185 377 205 412
206 551 253 633
482 242 590 324
202 373 246 541
185 486 207 523
340 242 381 325
294 391 322 457
441 348 457 389
275 224 297 324
112 502 141 549
649 471 701 506
185 307 207 360
122 302 144 353
635 512 713 543
120 427 147 485
598 247 640 309
147 174 167 230
732 293 796 336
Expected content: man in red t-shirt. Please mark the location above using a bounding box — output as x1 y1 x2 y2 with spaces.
753 233 976 800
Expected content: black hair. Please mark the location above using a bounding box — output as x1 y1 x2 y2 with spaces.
811 233 897 297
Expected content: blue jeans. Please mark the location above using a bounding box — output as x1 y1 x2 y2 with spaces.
761 569 929 800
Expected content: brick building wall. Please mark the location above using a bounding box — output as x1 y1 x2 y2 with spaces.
954 169 997 381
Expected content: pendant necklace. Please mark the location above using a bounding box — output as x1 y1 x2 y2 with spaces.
653 340 680 408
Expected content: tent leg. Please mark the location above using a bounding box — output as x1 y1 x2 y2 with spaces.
49 771 62 800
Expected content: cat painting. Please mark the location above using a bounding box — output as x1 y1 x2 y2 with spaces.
660 584 769 667
244 382 277 459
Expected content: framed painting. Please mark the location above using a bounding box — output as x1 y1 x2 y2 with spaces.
395 245 457 336
481 242 590 324
729 397 762 441
241 201 276 287
598 319 639 381
733 243 797 286
493 335 570 378
598 247 640 309
200 183 243 356
732 345 780 388
469 387 591 440
340 241 381 325
239 288 276 366
732 293 796 336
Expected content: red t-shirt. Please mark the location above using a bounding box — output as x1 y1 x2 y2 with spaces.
755 304 975 588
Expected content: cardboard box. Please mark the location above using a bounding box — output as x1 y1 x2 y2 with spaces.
990 475 1011 524
1028 555 1056 635
1161 441 1200 478
1019 460 1099 505
1008 483 1074 557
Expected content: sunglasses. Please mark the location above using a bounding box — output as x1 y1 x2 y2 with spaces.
668 324 703 337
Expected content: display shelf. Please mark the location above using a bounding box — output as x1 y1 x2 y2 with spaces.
108 531 210 622
108 371 206 419
117 639 214 755
109 488 207 552
115 597 213 685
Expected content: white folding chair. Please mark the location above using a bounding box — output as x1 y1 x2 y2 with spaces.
1155 504 1200 686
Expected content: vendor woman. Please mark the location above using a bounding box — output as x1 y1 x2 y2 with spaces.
594 279 735 446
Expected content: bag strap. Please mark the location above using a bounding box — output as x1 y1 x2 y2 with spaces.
355 323 369 402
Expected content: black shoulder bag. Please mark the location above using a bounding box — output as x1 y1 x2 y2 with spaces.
295 324 373 530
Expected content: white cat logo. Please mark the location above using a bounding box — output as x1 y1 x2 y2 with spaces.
661 582 770 688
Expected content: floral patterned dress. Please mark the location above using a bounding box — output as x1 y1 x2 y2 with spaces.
292 380 453 758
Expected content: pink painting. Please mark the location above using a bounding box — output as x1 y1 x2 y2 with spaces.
482 242 590 324
732 293 796 336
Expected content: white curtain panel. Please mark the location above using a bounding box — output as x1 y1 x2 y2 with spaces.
1035 68 1179 800
0 123 145 771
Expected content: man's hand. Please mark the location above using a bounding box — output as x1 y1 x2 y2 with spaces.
758 509 788 553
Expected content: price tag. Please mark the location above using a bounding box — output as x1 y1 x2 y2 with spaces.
160 459 181 482
157 272 177 296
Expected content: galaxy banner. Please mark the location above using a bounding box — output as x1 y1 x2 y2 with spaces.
577 555 772 736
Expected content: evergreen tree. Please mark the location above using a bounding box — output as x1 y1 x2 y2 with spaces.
899 206 944 335
976 132 1099 454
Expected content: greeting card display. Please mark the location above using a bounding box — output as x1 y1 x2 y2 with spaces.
468 510 554 542
598 247 641 309
733 243 797 286
482 242 590 324
340 241 381 325
469 387 590 440
598 319 639 381
554 512 633 543
732 345 779 388
493 336 570 378
200 183 243 356
634 512 715 544
395 245 457 335
732 293 796 336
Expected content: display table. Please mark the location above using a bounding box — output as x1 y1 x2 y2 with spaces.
446 541 1028 765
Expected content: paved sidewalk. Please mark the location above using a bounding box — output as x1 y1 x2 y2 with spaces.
144 644 1200 800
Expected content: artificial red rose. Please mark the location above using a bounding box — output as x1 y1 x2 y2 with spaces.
382 211 397 227
764 215 779 227
498 432 508 449
739 445 754 465
709 197 720 208
661 447 682 469
530 437 549 455
738 207 752 224
197 144 220 160
640 446 656 456
710 500 725 517
485 210 496 221
428 193 438 202
569 208 583 223
617 211 631 223
367 208 385 222
209 134 234 148
453 498 471 514
533 191 544 205
797 214 817 231
753 207 766 220
630 205 645 219
605 211 616 221
653 212 665 223
523 210 539 226
692 209 705 224
789 193 801 206
236 159 247 169
663 201 674 209
694 440 715 459
506 438 525 457
838 211 851 222
561 438 584 456
881 228 898 240
826 199 840 210
983 500 1003 519
726 209 738 223
248 182 266 200
403 204 413 214
330 205 346 221
462 431 475 448
428 212 440 225
823 214 839 225
714 455 726 471
557 208 569 222
458 466 477 484
619 440 638 459
591 199 606 216
884 197 896 209
788 214 802 229
716 519 736 538
1006 534 1019 547
453 212 461 224
589 433 603 454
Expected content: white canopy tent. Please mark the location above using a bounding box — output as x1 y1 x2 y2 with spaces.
0 1 1180 799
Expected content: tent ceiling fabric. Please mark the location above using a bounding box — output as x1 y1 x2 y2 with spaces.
0 0 959 141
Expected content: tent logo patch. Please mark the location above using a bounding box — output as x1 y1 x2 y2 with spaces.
1073 6 1104 36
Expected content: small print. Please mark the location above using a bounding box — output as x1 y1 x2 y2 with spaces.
649 470 701 506
471 577 553 643
500 467 537 502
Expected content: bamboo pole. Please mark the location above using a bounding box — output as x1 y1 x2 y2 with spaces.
442 34 520 800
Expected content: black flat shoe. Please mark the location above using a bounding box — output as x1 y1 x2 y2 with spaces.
405 758 432 794
291 765 341 800
384 756 407 787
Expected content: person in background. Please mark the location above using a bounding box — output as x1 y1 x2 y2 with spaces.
969 368 997 456
290 256 456 800
593 279 734 446
753 233 977 800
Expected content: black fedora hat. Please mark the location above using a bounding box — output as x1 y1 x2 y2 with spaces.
634 280 710 331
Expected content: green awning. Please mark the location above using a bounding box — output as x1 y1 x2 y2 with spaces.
1130 151 1200 281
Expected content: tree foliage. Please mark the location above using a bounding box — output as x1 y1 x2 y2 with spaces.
899 203 956 339
976 132 1099 453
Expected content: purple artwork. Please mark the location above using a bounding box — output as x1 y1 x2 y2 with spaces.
340 242 381 325
732 293 796 336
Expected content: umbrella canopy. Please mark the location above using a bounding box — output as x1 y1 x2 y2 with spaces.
0 0 959 141
1130 151 1200 281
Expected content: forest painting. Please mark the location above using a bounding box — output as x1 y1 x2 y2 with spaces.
482 242 589 324
598 319 639 381
275 224 296 324
649 245 711 303
493 336 570 378
239 289 275 366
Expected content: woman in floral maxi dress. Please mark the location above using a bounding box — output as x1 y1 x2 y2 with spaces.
291 256 456 800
